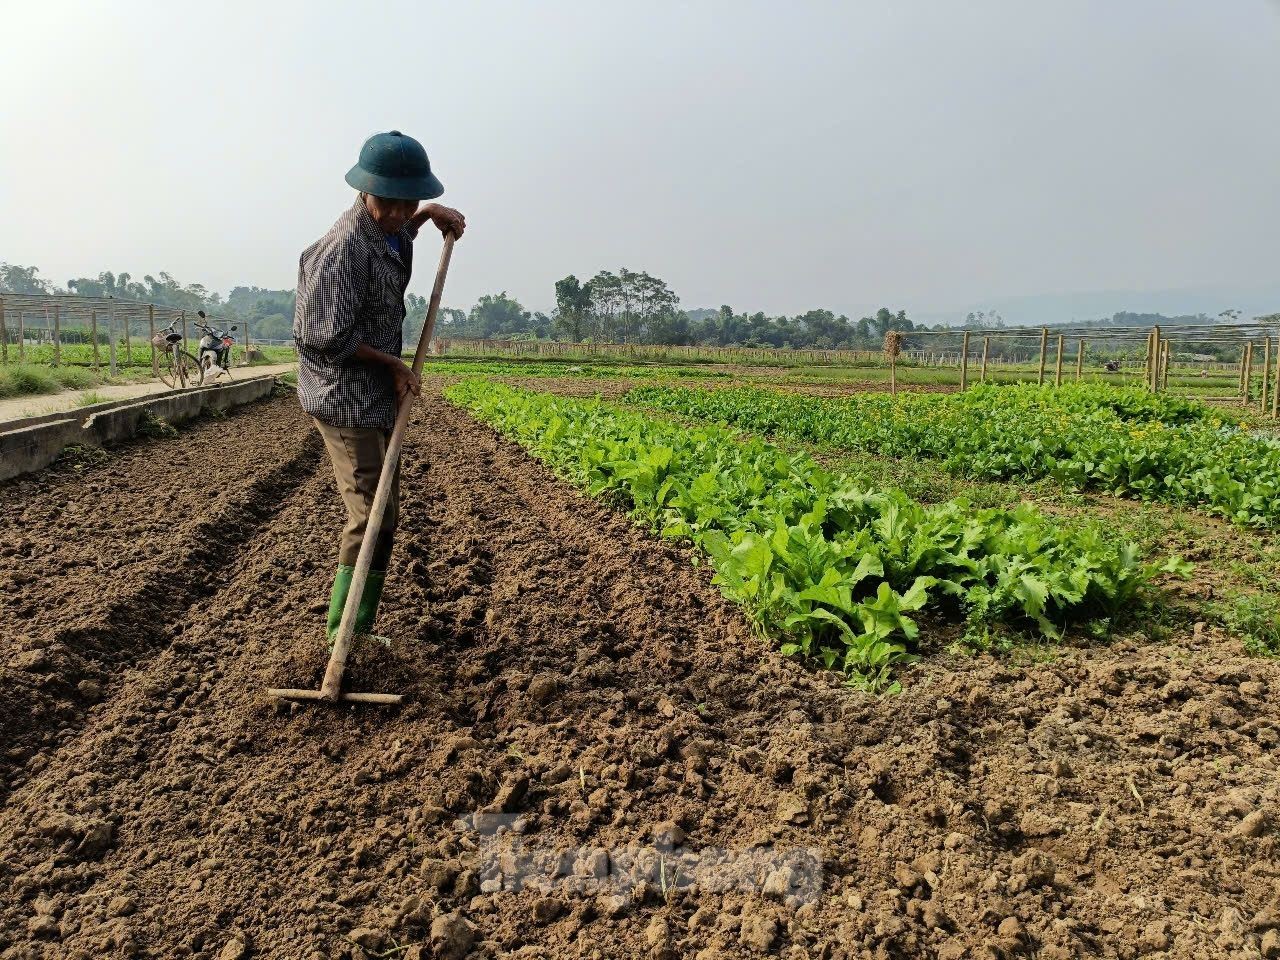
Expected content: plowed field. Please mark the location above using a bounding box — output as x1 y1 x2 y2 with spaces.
1 388 1277 960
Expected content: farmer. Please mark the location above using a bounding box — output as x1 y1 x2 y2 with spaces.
294 130 465 643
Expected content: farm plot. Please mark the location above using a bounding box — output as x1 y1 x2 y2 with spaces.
445 380 1162 691
627 382 1280 527
0 383 1277 960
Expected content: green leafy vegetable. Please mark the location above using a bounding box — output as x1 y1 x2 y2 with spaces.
447 380 1156 691
626 382 1280 527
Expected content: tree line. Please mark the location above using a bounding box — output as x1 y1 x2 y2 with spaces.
1 260 1247 358
428 268 920 350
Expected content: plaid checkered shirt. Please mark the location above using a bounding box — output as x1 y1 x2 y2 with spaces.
293 199 418 429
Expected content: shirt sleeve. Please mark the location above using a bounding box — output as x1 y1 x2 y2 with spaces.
295 237 367 361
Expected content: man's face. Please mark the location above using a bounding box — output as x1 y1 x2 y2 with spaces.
364 194 418 234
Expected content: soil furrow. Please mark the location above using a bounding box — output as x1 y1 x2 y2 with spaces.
0 396 321 793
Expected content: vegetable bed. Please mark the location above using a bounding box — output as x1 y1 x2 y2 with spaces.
626 382 1280 527
446 380 1163 690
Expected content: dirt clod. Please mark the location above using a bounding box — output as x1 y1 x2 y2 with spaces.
526 673 558 704
27 914 59 939
429 911 475 960
347 927 385 950
651 820 686 849
1235 810 1269 838
532 896 565 924
775 793 808 825
739 910 779 952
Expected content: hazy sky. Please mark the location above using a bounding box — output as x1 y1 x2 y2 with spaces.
3 1 1278 319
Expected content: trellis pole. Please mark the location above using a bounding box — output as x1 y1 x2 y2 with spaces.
0 295 7 364
1272 342 1280 419
16 310 24 362
1262 337 1272 415
980 336 990 382
1054 334 1064 387
1242 342 1254 406
1151 326 1161 391
91 310 100 371
1037 327 1048 385
53 303 61 366
1162 340 1171 391
108 303 117 376
884 331 903 397
149 304 157 376
1076 339 1086 380
960 330 970 391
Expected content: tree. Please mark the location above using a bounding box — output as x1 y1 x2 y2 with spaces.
553 275 590 342
0 263 55 294
644 308 692 345
437 307 467 329
468 292 530 338
582 268 680 343
529 311 554 339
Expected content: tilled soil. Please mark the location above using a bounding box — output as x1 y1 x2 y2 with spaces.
1 389 1278 960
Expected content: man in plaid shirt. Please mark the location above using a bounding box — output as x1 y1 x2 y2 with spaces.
294 130 465 645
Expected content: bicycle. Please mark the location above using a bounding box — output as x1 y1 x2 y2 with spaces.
151 319 201 389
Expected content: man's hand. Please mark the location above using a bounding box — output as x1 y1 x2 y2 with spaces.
413 203 466 239
354 344 422 403
388 357 421 402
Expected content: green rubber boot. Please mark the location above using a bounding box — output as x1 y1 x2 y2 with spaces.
325 565 356 643
356 570 387 638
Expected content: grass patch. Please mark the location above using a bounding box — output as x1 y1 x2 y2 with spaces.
136 412 178 439
75 390 109 407
0 365 59 398
53 444 111 471
0 364 107 399
244 345 297 364
1211 594 1280 657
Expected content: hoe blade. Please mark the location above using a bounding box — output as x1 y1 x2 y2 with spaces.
266 688 404 706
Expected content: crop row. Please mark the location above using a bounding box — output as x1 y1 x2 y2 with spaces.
421 359 733 380
626 383 1280 527
445 380 1159 691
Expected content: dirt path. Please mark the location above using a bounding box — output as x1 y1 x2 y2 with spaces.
0 362 297 424
0 389 1276 959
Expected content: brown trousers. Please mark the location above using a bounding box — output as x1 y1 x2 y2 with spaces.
314 419 400 569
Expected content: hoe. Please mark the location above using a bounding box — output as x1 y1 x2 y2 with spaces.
267 234 455 706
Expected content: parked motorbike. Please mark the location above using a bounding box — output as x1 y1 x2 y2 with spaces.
194 310 237 382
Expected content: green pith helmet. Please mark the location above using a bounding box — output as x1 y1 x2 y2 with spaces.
345 130 444 201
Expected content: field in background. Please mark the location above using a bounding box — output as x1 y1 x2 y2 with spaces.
419 351 1270 407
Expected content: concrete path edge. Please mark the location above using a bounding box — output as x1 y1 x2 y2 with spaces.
0 374 281 483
